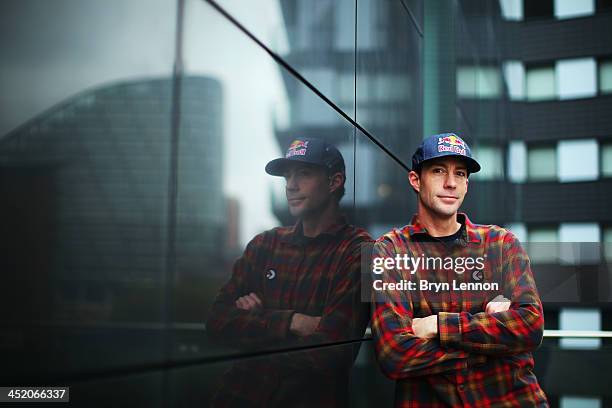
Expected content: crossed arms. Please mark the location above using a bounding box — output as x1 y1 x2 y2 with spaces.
206 235 369 372
371 232 544 380
234 292 321 337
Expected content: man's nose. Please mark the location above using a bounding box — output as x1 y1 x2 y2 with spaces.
444 173 457 189
286 174 298 190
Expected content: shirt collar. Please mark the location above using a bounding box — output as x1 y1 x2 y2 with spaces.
280 216 349 244
407 212 481 243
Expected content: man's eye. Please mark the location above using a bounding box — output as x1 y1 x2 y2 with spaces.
457 171 466 177
433 168 443 174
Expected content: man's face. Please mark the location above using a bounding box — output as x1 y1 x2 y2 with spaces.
409 157 469 218
283 163 333 218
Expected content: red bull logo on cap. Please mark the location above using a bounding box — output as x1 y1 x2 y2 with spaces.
286 139 309 158
438 134 467 156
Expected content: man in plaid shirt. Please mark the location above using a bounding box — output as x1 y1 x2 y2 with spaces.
372 133 548 407
207 138 371 407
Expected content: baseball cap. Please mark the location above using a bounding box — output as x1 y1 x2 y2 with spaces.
411 132 481 174
265 138 345 176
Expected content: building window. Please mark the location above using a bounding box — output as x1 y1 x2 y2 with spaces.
560 397 601 408
599 59 612 94
296 69 338 126
499 0 523 20
559 308 601 350
526 65 555 101
338 72 354 106
601 143 612 177
524 0 553 19
457 66 502 99
471 145 503 180
556 58 597 100
356 73 372 104
503 61 525 100
527 144 556 181
334 0 356 51
528 226 559 264
559 223 600 242
504 223 527 242
370 74 411 103
354 0 384 50
557 139 599 182
603 226 612 262
507 141 527 182
339 140 377 206
554 0 595 19
559 223 600 265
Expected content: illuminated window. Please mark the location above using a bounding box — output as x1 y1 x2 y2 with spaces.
526 65 555 101
602 143 612 177
599 60 612 94
603 226 612 262
507 141 527 182
503 61 525 100
556 58 597 100
557 139 598 182
554 0 594 19
528 226 559 264
527 144 556 181
559 308 601 350
499 0 523 20
560 397 601 408
559 223 600 265
457 66 502 99
471 146 503 180
504 223 527 242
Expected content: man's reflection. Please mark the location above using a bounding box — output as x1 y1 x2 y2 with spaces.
206 138 371 407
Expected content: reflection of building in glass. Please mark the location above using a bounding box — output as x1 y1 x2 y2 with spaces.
0 76 225 322
274 0 421 229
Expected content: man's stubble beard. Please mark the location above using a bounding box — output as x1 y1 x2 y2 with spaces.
420 194 463 219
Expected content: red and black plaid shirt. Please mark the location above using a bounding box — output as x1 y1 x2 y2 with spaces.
371 213 549 407
207 217 371 407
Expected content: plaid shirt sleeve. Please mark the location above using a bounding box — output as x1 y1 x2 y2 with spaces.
438 232 544 355
371 238 483 380
206 234 296 350
269 240 371 373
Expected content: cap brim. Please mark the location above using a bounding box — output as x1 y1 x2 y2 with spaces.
265 157 320 176
464 157 481 173
417 155 481 174
265 158 292 176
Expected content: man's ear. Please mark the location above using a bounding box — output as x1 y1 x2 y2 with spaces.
329 172 344 193
408 170 420 193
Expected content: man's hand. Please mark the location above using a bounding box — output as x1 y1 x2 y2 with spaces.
485 295 511 314
235 292 263 311
290 313 321 337
412 315 438 338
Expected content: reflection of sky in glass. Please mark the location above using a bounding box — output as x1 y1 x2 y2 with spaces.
184 0 289 245
0 0 290 246
0 0 176 136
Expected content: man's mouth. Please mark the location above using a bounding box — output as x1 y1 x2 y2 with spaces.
438 195 458 203
287 197 306 205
